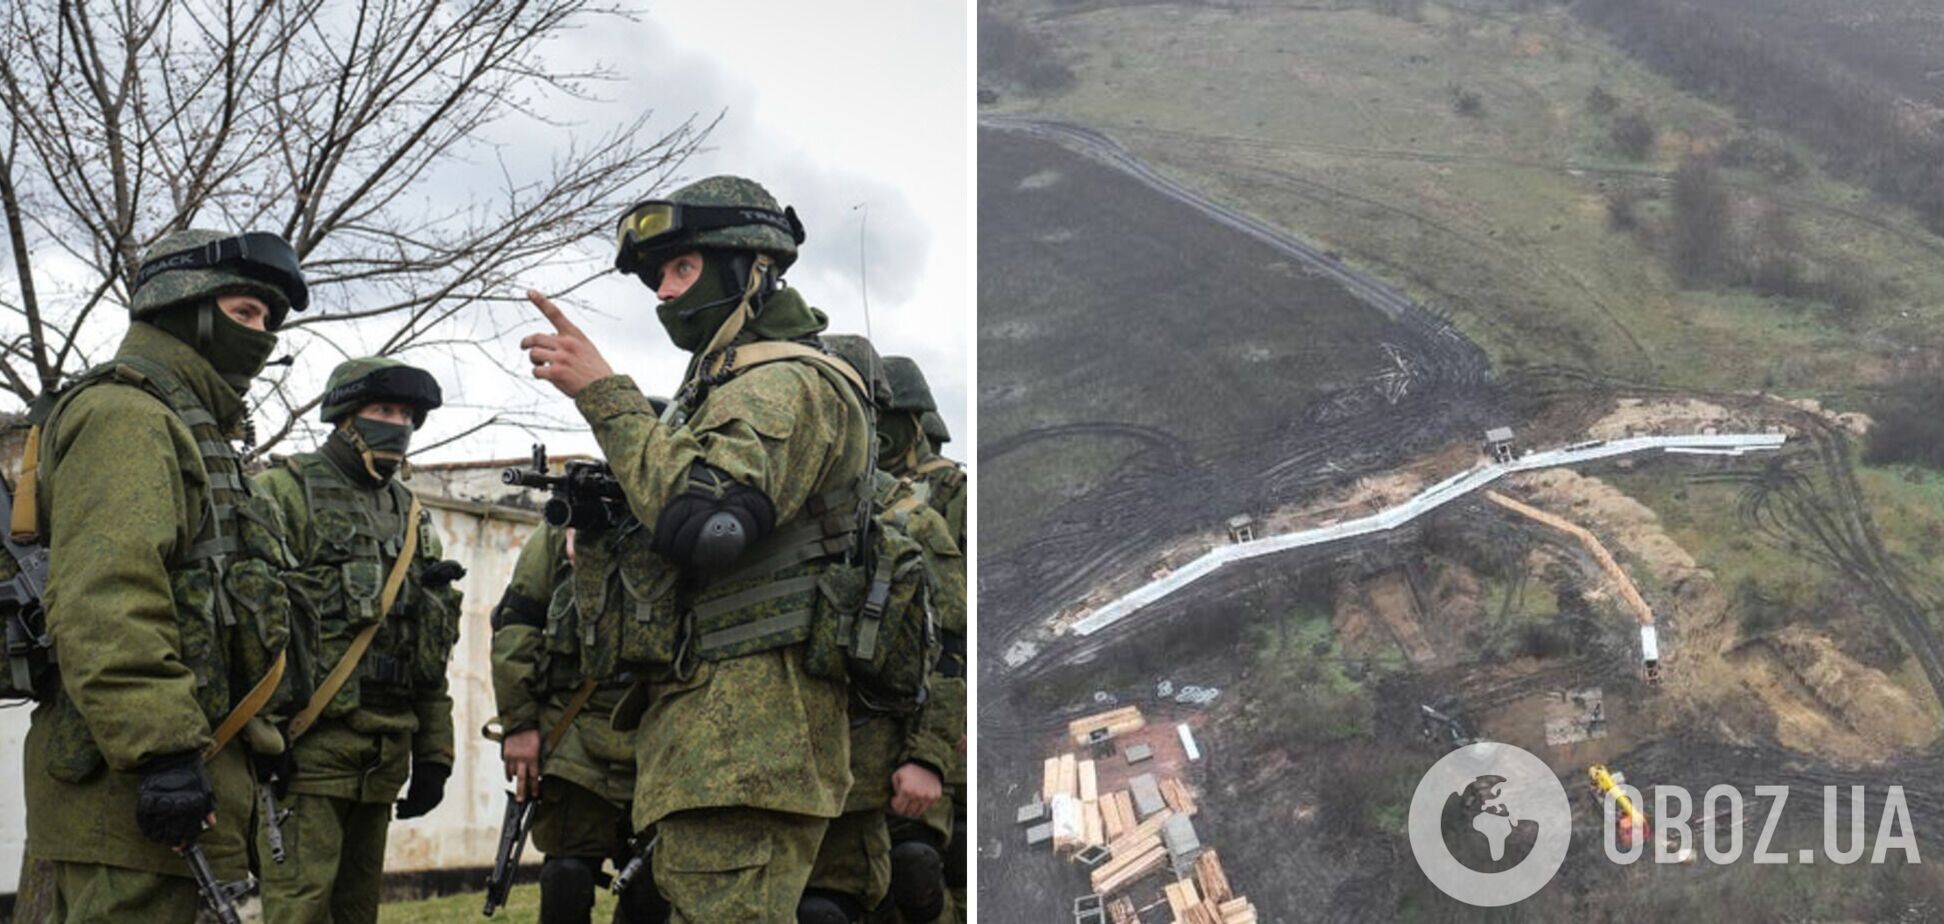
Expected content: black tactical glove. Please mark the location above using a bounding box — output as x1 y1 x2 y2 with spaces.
423 559 467 589
135 750 216 846
394 760 451 819
251 746 298 799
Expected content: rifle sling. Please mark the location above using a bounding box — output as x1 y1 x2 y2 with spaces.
288 495 422 739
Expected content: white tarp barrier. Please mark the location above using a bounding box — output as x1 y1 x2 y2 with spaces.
1072 433 1785 635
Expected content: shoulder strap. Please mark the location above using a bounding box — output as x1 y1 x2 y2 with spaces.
204 651 286 759
911 457 959 477
287 494 422 739
718 341 870 399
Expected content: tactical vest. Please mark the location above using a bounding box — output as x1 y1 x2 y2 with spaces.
34 356 293 778
580 345 936 711
281 453 458 723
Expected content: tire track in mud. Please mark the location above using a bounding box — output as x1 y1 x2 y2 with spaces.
980 116 1504 671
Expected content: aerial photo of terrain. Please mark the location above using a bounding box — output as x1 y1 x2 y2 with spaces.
977 1 1944 919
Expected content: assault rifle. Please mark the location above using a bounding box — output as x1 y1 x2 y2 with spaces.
481 795 536 916
182 841 250 924
501 444 630 533
610 832 658 896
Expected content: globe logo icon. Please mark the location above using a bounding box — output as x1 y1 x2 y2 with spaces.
1408 743 1572 906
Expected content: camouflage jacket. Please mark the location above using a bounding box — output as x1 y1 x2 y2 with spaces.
573 347 870 828
255 448 461 802
489 523 635 806
24 323 290 878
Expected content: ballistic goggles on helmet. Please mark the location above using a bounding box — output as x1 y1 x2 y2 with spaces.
322 365 444 428
612 200 805 276
135 231 310 315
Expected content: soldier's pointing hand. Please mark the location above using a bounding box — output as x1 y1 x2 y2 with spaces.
522 289 614 398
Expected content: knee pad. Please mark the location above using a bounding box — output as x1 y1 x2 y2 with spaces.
539 856 599 924
888 840 946 923
796 888 864 924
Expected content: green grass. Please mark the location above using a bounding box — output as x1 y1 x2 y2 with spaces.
988 0 1944 404
379 884 616 923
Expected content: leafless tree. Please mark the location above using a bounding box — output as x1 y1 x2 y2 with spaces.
0 0 712 455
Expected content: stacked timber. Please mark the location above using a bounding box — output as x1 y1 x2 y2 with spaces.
1164 879 1201 921
1107 897 1140 924
1101 789 1131 839
1194 850 1231 904
1216 898 1257 923
1070 706 1146 745
1089 836 1167 896
1161 777 1199 816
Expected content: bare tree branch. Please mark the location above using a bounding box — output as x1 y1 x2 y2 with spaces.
0 0 707 453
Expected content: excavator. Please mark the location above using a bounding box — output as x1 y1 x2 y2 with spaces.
1587 765 1646 849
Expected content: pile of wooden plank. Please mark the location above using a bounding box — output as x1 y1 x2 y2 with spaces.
1161 776 1198 816
1164 880 1206 923
1107 896 1139 924
1214 898 1257 923
1044 752 1079 803
1194 850 1231 904
1100 789 1137 840
1069 705 1146 745
1089 808 1175 896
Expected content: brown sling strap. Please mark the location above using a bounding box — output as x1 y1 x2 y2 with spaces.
544 679 601 752
204 650 287 759
288 495 423 739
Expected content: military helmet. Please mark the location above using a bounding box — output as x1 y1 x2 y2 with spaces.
613 175 806 284
820 334 893 408
881 356 938 413
319 357 444 429
920 410 952 446
131 229 308 330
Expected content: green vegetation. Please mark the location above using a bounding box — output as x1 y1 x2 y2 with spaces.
1233 605 1378 745
380 884 617 923
984 0 1944 404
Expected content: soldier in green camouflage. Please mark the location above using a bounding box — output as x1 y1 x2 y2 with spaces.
490 522 669 923
875 356 967 923
792 336 956 923
520 175 873 922
252 357 466 924
21 229 307 921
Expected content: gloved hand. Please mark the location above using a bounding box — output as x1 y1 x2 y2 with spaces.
251 746 297 799
136 751 217 846
395 760 451 819
423 559 467 589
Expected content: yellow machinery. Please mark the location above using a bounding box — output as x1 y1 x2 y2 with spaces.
1588 765 1646 847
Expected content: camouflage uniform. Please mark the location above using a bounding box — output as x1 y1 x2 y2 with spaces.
584 175 872 922
22 231 303 922
875 357 967 923
489 524 652 923
253 357 463 924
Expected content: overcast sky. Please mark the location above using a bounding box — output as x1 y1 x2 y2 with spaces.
413 1 972 463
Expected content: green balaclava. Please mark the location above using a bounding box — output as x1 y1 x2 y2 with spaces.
148 298 281 395
132 228 304 396
328 418 413 482
877 411 922 469
317 357 444 483
655 251 740 352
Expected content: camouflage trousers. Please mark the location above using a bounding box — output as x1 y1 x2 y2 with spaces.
532 776 634 863
805 805 892 912
47 861 201 924
651 806 827 923
257 793 392 924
